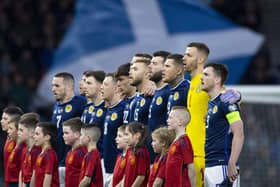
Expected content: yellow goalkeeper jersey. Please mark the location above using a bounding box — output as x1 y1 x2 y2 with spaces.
186 73 209 157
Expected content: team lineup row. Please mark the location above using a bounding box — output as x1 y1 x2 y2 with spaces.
2 42 244 187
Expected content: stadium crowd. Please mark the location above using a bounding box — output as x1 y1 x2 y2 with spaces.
0 0 278 187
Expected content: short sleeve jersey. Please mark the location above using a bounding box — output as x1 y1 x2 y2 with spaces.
133 93 153 125
148 84 170 131
103 100 126 173
167 79 190 115
79 149 103 187
165 135 193 187
4 139 16 182
6 143 27 182
123 95 135 124
112 152 128 187
89 100 107 157
65 146 87 187
51 95 86 164
147 84 170 163
81 102 95 123
124 147 150 187
21 146 41 183
35 148 59 187
205 94 241 167
128 94 140 123
148 155 167 187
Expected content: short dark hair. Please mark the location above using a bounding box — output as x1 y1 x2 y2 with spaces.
63 117 83 133
204 62 229 85
115 63 131 78
81 124 101 142
85 70 106 83
3 106 24 117
19 112 40 129
3 106 24 122
153 50 171 62
106 73 117 83
134 53 152 60
37 122 57 147
167 53 184 66
82 70 91 76
54 72 74 86
188 42 210 56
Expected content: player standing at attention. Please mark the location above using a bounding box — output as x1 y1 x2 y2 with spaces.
81 70 105 124
83 71 107 158
129 59 153 125
123 122 150 187
201 63 244 187
79 125 103 187
79 70 90 97
148 127 175 187
115 63 136 124
183 42 241 187
101 73 126 186
131 53 152 64
62 118 87 187
148 51 170 130
166 106 196 187
1 106 23 187
31 122 59 187
51 72 86 186
162 54 189 115
147 51 171 163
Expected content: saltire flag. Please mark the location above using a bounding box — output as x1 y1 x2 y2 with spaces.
37 0 264 103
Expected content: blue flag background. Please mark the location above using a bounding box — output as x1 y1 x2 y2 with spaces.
38 0 264 102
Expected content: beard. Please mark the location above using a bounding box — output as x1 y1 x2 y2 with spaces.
130 78 142 87
150 71 162 83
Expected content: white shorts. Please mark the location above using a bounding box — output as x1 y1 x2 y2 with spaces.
104 172 113 187
204 165 240 187
59 166 65 187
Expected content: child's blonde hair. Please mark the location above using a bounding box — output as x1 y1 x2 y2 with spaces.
152 127 176 149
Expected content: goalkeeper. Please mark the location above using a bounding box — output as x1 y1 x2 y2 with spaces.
183 42 241 187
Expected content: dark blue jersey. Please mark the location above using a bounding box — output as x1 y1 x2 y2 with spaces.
103 100 127 173
167 79 190 115
148 84 170 132
51 95 86 165
147 84 170 163
81 102 94 123
205 94 241 167
89 100 107 158
128 93 139 123
123 95 135 124
133 93 153 126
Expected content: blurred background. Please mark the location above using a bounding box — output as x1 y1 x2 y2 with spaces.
0 0 279 186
